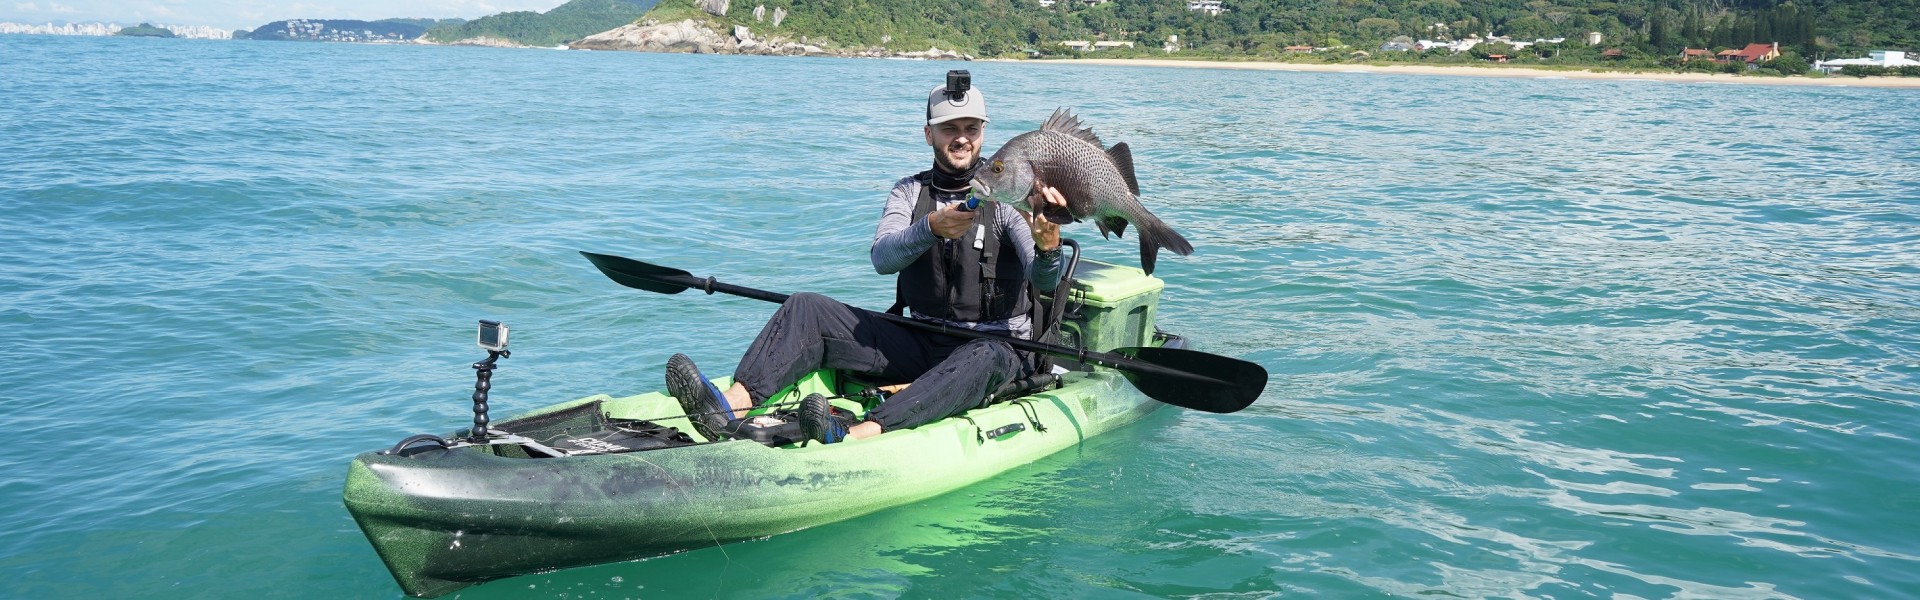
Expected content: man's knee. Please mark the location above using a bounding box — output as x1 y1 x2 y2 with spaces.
783 291 839 314
771 291 834 321
956 339 1019 366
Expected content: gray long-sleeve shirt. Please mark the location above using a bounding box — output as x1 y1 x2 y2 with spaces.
871 176 1065 339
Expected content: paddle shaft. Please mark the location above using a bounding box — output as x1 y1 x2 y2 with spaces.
655 271 1231 387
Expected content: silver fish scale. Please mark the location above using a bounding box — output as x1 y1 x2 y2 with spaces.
1017 130 1140 222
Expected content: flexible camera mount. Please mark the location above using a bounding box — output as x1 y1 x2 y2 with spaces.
469 347 508 442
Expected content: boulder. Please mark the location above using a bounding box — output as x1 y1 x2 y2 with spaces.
446 36 530 48
568 19 730 53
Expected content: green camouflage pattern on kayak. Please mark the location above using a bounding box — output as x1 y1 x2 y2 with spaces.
344 367 1163 597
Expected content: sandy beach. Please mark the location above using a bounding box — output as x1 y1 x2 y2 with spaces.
1043 58 1920 88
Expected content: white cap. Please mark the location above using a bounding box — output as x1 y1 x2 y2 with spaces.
926 85 989 125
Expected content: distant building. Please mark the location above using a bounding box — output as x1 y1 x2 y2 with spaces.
1718 43 1779 69
1284 45 1314 52
1737 42 1780 63
0 21 232 38
1038 0 1055 6
1060 40 1091 51
1600 48 1625 59
1186 0 1226 16
1680 48 1715 62
1585 31 1603 45
1380 40 1414 52
1093 40 1134 49
1814 50 1920 72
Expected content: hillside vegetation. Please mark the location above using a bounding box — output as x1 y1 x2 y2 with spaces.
425 0 659 46
638 0 1916 62
114 23 175 37
378 18 468 30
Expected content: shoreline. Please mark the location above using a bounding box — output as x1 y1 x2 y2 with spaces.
1034 58 1920 89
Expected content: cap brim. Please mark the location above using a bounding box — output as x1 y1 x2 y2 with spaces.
927 114 990 125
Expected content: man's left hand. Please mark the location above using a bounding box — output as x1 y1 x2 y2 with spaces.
1022 184 1066 252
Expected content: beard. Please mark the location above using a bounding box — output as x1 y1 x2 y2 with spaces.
933 144 976 174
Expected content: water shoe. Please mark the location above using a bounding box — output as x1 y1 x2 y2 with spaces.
666 353 733 441
800 393 850 444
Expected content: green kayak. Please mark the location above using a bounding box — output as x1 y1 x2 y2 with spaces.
343 260 1200 598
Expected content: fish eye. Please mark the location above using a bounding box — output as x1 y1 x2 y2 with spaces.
991 161 1003 174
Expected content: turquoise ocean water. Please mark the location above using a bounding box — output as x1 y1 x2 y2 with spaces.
3 34 1918 598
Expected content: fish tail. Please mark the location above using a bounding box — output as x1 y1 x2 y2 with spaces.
1134 214 1193 276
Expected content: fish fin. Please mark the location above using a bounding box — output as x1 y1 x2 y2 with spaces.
1043 202 1075 225
1041 107 1104 148
1107 142 1140 196
1133 211 1193 276
1032 158 1079 225
1097 216 1129 240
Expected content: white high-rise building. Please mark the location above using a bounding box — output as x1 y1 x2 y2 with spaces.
0 22 233 39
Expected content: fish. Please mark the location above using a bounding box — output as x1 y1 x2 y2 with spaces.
969 108 1193 275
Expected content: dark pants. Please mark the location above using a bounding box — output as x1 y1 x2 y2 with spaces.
732 292 1027 431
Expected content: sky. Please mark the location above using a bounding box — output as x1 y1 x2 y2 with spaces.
2 0 568 31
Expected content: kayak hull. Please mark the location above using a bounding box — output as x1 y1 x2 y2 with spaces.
343 366 1164 598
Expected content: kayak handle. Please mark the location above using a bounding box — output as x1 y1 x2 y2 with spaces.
382 434 450 457
984 423 1026 440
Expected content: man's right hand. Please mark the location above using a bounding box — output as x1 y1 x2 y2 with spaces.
928 202 973 240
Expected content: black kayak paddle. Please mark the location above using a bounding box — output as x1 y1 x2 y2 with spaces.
580 251 1266 414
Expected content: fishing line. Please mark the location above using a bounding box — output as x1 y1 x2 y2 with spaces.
618 451 732 563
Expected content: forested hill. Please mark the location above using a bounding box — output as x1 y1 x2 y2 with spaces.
377 18 467 30
424 0 658 46
640 0 1916 58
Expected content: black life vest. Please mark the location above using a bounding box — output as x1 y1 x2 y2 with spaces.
890 171 1032 324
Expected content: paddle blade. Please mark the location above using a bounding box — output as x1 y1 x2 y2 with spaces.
1114 346 1267 413
581 251 692 295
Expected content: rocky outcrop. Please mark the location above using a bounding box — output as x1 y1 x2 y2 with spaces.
570 19 731 53
569 19 825 55
568 19 969 60
420 35 534 48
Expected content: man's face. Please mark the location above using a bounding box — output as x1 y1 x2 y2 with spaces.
925 117 985 173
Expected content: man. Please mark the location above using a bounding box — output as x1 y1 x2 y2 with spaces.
665 71 1070 444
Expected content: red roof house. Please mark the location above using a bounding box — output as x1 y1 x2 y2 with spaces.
1680 48 1715 62
1727 43 1780 64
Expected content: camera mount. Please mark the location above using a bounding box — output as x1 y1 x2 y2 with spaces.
945 70 971 102
469 321 511 442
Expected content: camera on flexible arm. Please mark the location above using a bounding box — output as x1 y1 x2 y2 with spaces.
469 320 509 441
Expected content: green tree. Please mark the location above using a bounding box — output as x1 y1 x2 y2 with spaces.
1765 53 1809 74
1648 9 1671 53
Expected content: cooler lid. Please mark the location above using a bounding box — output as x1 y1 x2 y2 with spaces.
1068 260 1164 305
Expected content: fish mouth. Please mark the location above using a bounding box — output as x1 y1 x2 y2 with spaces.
968 179 992 200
